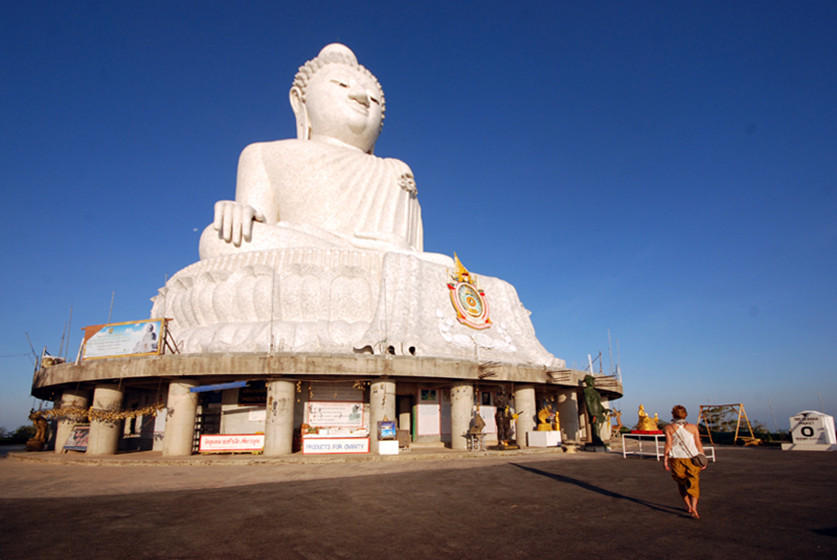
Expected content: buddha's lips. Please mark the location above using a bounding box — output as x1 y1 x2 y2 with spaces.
348 100 370 116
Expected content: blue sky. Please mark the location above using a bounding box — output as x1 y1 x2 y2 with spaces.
2 1 835 432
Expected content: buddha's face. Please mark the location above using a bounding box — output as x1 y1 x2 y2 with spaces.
304 65 383 153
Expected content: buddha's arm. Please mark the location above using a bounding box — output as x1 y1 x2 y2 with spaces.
235 143 279 223
212 143 273 246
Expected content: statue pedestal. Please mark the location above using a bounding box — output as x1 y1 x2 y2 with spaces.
781 443 837 452
527 430 562 447
151 247 564 369
25 438 45 452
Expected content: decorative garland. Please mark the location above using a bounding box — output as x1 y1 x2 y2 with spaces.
35 403 165 423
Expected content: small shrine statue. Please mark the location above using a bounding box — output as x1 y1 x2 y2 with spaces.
582 375 611 446
536 400 559 431
25 410 49 452
636 404 660 431
469 410 486 434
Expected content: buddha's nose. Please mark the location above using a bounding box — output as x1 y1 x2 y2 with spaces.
348 86 370 107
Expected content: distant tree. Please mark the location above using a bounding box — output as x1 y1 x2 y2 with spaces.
700 406 739 432
9 425 35 444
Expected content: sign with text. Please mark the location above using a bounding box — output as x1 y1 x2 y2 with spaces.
302 437 369 454
63 424 89 451
309 383 364 402
790 411 837 445
307 401 363 428
199 434 265 453
82 319 166 360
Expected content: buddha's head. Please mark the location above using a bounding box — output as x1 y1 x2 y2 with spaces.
291 44 385 154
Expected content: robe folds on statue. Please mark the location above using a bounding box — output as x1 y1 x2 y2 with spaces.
199 140 423 259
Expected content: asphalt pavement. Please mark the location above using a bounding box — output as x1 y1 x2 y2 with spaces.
1 445 835 559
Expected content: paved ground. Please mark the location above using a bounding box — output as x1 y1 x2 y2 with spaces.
1 446 835 559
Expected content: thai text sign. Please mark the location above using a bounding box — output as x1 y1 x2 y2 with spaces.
302 437 369 454
199 434 265 453
307 401 363 428
82 319 165 360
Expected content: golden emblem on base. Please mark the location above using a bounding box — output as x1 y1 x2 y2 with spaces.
447 254 491 330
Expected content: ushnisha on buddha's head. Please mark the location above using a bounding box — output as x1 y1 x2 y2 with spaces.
290 44 386 154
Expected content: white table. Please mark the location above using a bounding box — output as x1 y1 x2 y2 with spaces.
622 432 666 460
621 432 716 462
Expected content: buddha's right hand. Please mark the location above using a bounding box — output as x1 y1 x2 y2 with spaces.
212 201 266 246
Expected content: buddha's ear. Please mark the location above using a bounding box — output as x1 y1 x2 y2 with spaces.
289 86 309 140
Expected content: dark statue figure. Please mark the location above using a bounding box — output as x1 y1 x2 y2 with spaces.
582 375 611 447
494 390 513 445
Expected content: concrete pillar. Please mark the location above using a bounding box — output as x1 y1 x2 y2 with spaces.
162 379 198 456
54 388 89 454
264 379 295 456
450 382 474 450
601 397 612 443
369 378 396 453
86 384 124 456
514 384 536 448
557 388 581 444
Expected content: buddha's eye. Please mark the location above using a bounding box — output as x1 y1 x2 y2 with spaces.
330 79 349 88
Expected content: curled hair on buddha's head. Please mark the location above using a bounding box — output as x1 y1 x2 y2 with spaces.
290 43 386 139
671 405 688 420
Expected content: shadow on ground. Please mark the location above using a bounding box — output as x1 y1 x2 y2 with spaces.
1 448 835 559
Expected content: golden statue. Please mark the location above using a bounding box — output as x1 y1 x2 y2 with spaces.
610 409 623 437
536 406 560 431
25 410 49 452
636 404 660 432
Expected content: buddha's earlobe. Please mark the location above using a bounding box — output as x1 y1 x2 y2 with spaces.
289 86 309 140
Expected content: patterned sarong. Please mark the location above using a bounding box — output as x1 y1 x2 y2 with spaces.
669 457 701 498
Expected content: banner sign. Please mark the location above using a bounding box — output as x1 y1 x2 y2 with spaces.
307 401 363 428
63 424 90 451
302 437 369 454
82 319 166 360
199 434 265 453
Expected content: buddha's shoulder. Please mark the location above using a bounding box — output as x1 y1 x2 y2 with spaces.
239 138 308 157
240 140 413 172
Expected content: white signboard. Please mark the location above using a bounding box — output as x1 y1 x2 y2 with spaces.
248 409 266 422
307 401 363 428
82 319 165 360
302 437 369 454
478 406 497 433
790 411 837 445
417 388 440 435
199 434 265 453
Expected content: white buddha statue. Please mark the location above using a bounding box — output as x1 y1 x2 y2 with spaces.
199 43 423 259
153 44 564 370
